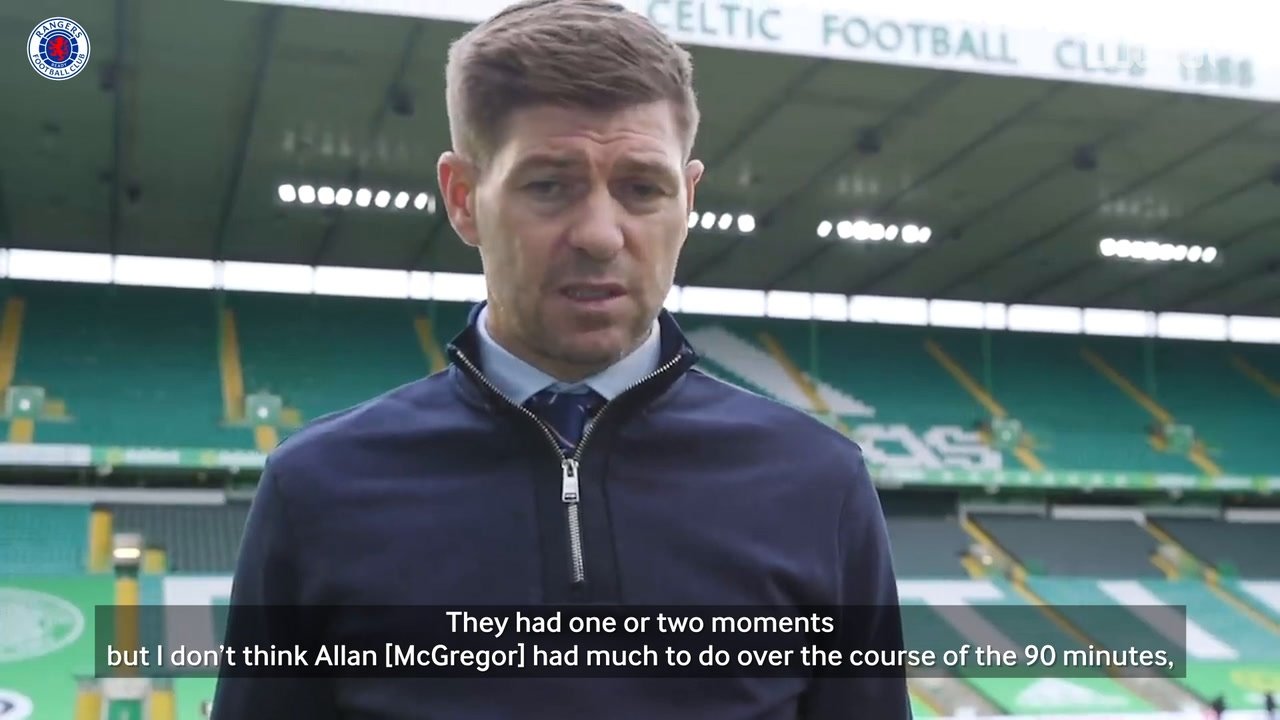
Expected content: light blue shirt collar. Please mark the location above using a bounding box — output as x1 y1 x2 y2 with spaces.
475 305 661 405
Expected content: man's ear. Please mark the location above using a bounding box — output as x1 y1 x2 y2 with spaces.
438 151 481 247
684 159 705 214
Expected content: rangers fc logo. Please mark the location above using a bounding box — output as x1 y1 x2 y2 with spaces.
28 17 91 81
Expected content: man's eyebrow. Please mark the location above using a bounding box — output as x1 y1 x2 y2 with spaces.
509 153 584 175
615 157 680 180
619 156 680 172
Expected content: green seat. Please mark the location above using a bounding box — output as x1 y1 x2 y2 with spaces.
12 281 245 448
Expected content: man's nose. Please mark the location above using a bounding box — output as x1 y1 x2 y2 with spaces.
566 188 625 261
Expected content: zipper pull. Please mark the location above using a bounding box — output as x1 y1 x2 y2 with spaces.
561 459 580 503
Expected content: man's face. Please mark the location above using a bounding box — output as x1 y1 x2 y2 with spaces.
439 101 703 380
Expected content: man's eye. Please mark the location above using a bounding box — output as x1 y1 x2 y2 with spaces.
628 183 663 199
525 180 564 197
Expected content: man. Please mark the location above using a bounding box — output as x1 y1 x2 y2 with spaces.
213 0 908 717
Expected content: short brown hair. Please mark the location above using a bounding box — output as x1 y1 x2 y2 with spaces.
444 0 699 167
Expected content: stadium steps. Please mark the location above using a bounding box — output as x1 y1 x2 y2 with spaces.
682 324 820 412
1142 518 1280 636
681 324 850 422
0 502 90 574
940 329 1184 473
414 316 448 373
1146 341 1275 474
724 319 880 416
746 319 961 429
922 337 1044 471
8 417 34 443
1080 344 1221 475
217 306 246 423
107 503 250 573
254 424 279 452
0 296 25 391
960 515 1204 710
1229 354 1280 399
0 297 30 442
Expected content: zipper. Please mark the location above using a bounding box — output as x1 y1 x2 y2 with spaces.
453 347 688 587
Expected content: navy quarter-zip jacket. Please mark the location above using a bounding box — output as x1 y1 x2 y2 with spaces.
213 307 910 720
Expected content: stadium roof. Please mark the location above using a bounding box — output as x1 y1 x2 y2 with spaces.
3 0 1279 316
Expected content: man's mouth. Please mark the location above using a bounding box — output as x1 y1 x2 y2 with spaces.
561 284 626 302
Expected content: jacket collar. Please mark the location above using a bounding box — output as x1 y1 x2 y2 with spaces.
472 304 662 405
446 302 699 411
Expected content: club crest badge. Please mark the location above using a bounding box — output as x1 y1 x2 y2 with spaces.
28 17 91 81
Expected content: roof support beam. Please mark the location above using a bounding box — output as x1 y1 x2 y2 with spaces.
211 7 281 260
674 59 828 286
408 213 449 270
1092 215 1280 310
107 0 135 255
830 83 1068 293
681 72 960 287
927 107 1277 299
858 94 1183 296
738 75 961 289
309 22 422 267
1025 171 1277 305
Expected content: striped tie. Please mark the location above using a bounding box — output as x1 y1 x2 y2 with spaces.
524 388 607 454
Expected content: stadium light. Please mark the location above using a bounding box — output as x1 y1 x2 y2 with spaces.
688 209 755 235
279 182 436 213
1099 238 1218 264
112 532 144 568
823 218 931 245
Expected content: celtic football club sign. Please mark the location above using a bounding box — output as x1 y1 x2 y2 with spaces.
0 588 85 663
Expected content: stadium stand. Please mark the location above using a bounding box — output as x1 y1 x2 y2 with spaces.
0 501 88 575
232 292 430 428
0 289 1277 719
1147 340 1275 474
1 287 1276 483
968 514 1163 577
700 316 988 432
107 503 249 573
882 493 973 578
938 330 1195 474
3 489 1279 719
9 281 245 448
1153 517 1280 578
